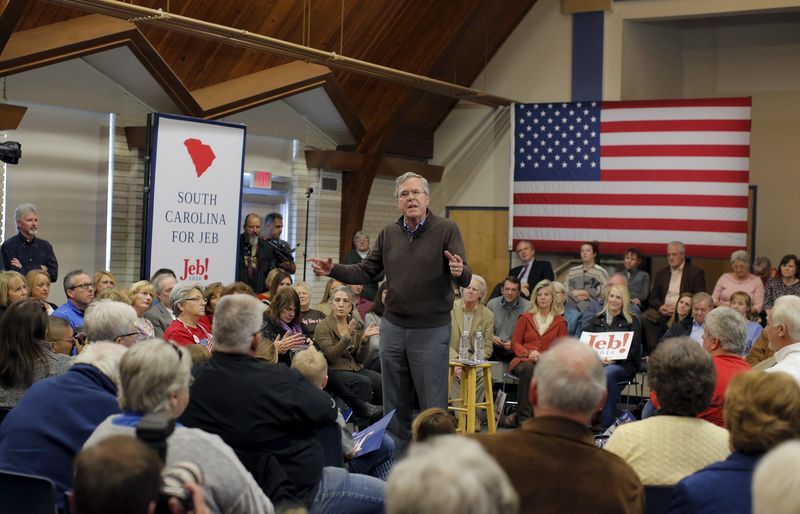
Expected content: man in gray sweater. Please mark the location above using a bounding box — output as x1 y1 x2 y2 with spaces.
311 172 472 450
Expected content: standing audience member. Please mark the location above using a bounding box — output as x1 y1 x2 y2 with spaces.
0 270 28 320
622 247 650 307
144 271 176 337
0 299 71 407
26 269 56 313
410 408 456 443
128 280 156 342
763 294 800 381
163 283 213 350
507 280 568 427
564 241 608 310
93 271 116 295
605 337 730 485
489 240 554 300
729 291 763 354
486 276 530 364
752 440 800 514
1 203 58 282
363 282 388 372
264 212 296 274
712 250 765 313
310 171 471 451
669 371 800 514
386 436 519 514
53 270 95 330
84 299 140 347
764 253 800 311
0 343 126 501
473 339 644 514
237 213 275 294
344 231 383 301
641 241 706 353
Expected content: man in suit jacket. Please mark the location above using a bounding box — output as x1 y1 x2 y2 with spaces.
472 339 644 514
489 240 555 300
641 241 706 353
143 272 176 337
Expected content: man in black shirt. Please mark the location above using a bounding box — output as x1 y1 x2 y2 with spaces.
236 213 274 294
1 203 58 281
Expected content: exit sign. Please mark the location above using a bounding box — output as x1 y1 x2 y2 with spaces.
253 171 272 189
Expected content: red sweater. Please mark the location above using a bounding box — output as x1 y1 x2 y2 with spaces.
509 312 568 372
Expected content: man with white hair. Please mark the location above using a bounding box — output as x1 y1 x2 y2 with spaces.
753 440 800 514
472 339 644 514
0 203 58 281
84 299 140 347
764 294 800 382
0 343 126 503
179 294 386 513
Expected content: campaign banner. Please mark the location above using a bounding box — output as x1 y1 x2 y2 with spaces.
579 331 634 361
146 113 245 284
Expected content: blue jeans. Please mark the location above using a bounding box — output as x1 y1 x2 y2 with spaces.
311 466 385 514
641 399 657 419
600 364 634 429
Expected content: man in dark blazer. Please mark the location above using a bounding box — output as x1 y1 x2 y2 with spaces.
144 272 176 337
641 241 707 353
489 240 554 300
472 339 644 514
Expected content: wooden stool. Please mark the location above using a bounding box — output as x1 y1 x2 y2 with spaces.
447 361 496 434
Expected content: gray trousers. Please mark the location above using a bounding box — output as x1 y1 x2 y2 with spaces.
379 317 450 451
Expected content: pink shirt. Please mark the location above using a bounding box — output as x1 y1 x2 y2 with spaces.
712 273 765 312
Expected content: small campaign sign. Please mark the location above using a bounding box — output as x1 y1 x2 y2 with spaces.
352 409 395 458
579 331 634 360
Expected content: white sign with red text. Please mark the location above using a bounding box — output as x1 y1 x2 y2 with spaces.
147 113 245 284
579 331 634 361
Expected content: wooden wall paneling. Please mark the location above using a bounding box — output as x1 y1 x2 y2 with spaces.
446 207 510 297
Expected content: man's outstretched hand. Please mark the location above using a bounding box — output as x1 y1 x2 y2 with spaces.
309 257 334 276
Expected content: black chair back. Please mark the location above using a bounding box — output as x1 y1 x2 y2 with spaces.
0 406 12 426
645 485 674 514
0 469 58 513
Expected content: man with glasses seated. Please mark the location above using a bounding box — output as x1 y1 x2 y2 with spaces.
84 299 141 347
52 269 95 331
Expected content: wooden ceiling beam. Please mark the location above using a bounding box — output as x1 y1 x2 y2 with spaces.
0 0 29 54
305 149 444 183
0 102 26 129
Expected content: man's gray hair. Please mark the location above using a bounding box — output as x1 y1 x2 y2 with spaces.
394 172 429 199
213 294 264 352
771 295 800 342
668 241 685 254
63 269 88 294
534 338 606 416
386 435 518 514
730 249 750 264
704 306 747 354
151 273 175 296
118 339 191 414
329 285 355 307
353 231 369 244
73 342 127 387
84 299 138 343
753 440 800 514
169 282 202 317
14 203 37 222
692 291 713 309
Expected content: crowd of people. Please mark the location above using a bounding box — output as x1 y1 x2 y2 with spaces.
0 180 799 513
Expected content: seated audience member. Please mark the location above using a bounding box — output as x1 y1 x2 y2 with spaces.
0 270 28 320
605 337 730 485
753 255 774 286
387 435 518 514
564 241 608 310
295 281 327 339
764 253 800 312
93 270 116 295
53 269 96 330
26 269 56 314
179 294 385 512
292 347 394 480
47 316 76 355
664 292 693 340
95 287 132 304
579 273 642 334
85 339 274 514
584 283 643 430
129 280 156 342
669 371 800 514
363 282 388 372
220 281 257 297
411 408 456 444
0 299 71 407
474 339 644 514
745 330 774 368
144 271 176 337
163 283 213 350
0 343 126 501
641 241 706 354
763 295 800 382
662 292 713 344
622 247 650 307
350 283 373 321
752 440 800 514
486 276 530 363
187 342 212 366
262 287 309 366
488 240 554 301
344 231 383 301
200 282 223 330
315 278 342 317
729 291 763 354
263 269 293 305
712 250 765 313
507 280 568 427
552 281 580 335
84 299 140 347
315 286 382 405
449 275 494 429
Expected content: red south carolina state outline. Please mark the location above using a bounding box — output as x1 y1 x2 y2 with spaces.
183 138 216 177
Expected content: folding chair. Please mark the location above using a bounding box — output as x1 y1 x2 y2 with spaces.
0 469 58 514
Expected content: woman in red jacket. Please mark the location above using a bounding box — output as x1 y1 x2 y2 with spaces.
508 279 568 426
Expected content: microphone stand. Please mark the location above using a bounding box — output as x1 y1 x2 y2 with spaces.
303 187 313 281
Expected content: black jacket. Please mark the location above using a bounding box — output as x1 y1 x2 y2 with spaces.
586 312 643 377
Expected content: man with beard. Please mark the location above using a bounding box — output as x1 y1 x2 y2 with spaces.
236 213 275 294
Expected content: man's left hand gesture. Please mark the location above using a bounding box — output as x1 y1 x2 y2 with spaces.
444 251 465 278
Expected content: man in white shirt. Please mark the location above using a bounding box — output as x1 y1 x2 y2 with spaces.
764 295 800 383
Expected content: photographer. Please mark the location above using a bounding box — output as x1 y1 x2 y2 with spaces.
84 339 274 514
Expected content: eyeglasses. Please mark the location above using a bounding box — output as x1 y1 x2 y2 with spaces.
184 297 207 304
165 341 183 361
253 319 268 337
69 282 95 291
397 190 426 200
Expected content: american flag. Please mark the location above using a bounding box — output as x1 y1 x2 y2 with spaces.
511 97 751 258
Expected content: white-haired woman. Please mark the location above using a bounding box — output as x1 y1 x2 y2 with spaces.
163 282 213 351
712 250 765 313
84 339 273 514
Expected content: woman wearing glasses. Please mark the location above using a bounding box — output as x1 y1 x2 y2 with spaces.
163 282 213 351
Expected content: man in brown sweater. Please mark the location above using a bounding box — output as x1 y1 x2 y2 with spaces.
311 171 471 451
473 339 644 514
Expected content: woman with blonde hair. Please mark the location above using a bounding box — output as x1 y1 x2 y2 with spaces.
0 271 29 320
584 282 643 430
128 280 156 342
508 279 568 426
26 270 56 314
92 271 116 295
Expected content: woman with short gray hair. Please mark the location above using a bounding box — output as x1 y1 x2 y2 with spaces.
712 249 765 313
85 339 274 514
163 282 213 350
